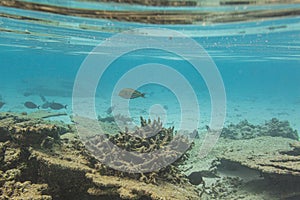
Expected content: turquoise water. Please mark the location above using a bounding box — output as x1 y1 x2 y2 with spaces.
0 1 299 128
1 1 300 199
1 3 299 132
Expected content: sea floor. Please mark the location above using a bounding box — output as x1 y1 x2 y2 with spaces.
0 110 299 199
185 135 300 199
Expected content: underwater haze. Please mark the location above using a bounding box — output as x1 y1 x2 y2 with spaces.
0 0 300 199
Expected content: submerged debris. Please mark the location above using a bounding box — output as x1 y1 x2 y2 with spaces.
26 110 68 119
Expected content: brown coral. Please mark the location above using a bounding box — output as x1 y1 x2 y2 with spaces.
0 112 199 199
85 117 192 184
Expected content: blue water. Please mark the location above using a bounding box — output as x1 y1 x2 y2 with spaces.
0 3 300 132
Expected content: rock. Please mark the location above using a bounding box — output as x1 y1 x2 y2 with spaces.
0 112 70 146
0 112 199 199
218 136 300 177
0 181 51 200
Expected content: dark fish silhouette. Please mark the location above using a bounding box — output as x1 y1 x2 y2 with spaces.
39 94 47 102
50 102 67 110
189 129 199 139
24 101 39 109
106 105 115 115
23 91 33 97
187 172 203 185
205 125 211 132
187 170 220 185
41 101 51 109
0 101 5 109
118 88 145 99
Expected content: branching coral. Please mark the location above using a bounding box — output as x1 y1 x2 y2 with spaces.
85 117 192 185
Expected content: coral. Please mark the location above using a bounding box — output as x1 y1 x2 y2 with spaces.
0 180 50 200
0 112 199 199
261 118 298 140
221 120 259 140
85 117 192 184
0 153 50 200
221 118 298 140
0 112 70 146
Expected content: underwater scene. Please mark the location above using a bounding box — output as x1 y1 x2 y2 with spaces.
0 0 300 199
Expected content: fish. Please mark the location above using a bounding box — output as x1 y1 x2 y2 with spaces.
187 171 220 185
106 105 115 115
39 94 47 102
187 171 203 185
41 101 51 109
205 125 211 132
49 102 67 110
24 101 39 109
0 101 5 109
23 91 33 97
118 88 145 99
189 129 199 139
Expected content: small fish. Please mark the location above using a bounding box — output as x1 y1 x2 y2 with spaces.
39 94 47 102
49 102 67 110
106 105 115 115
205 125 211 132
23 91 33 97
118 88 145 99
24 101 39 109
189 129 199 139
41 101 51 109
0 101 5 109
187 172 203 185
187 171 219 186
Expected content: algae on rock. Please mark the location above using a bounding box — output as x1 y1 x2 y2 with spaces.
0 112 199 199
